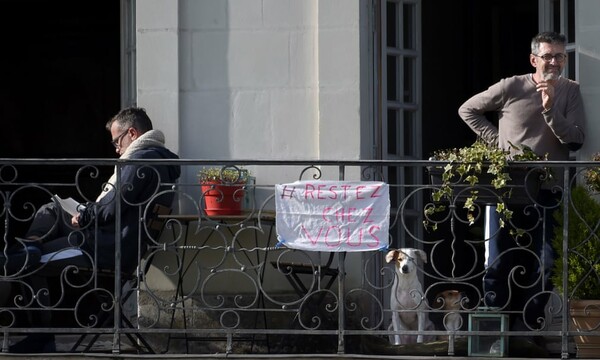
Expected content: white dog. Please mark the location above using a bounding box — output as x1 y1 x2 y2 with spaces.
386 248 435 345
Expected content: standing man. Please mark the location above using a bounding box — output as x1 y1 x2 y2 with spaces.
458 32 585 333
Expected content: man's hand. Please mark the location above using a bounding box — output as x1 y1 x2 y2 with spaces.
71 214 80 228
536 79 555 112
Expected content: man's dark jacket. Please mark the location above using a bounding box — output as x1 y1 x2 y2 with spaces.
79 146 180 272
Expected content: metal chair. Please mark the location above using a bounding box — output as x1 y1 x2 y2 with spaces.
69 203 172 353
271 252 339 297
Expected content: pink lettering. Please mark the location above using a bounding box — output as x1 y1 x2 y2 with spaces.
327 185 338 200
367 225 381 247
301 224 323 245
340 184 352 199
363 207 374 224
304 184 316 199
316 184 327 199
370 184 383 198
356 185 366 199
346 227 363 247
322 207 333 223
324 226 342 247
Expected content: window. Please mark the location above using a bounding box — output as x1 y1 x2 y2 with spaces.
540 0 577 80
539 0 577 160
375 0 422 247
121 0 136 107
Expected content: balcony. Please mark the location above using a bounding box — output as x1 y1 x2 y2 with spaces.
0 158 598 359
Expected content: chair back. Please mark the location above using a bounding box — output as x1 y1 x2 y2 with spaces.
145 203 172 241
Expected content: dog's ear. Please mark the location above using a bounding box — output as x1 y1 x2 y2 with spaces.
385 250 398 263
415 249 428 263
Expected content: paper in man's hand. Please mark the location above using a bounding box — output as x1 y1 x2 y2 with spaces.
52 195 85 217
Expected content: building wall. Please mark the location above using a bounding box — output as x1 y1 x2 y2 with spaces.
136 0 368 190
135 0 369 292
577 0 600 161
137 0 180 154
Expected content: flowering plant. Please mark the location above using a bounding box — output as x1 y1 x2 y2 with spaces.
197 166 250 184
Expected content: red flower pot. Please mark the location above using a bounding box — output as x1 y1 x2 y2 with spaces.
201 182 245 216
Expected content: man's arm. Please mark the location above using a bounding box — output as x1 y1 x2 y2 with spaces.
541 82 585 150
458 81 505 145
79 154 160 227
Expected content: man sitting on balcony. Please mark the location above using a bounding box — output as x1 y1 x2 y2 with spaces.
2 106 180 353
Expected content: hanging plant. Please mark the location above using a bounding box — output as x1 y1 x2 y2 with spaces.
424 139 547 231
584 152 600 193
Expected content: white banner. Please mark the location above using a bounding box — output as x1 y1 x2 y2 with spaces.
275 181 390 252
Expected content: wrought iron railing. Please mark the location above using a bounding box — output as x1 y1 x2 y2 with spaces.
0 158 598 358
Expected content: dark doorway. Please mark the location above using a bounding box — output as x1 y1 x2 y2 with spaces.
0 0 121 239
0 0 121 159
420 0 539 301
421 0 538 158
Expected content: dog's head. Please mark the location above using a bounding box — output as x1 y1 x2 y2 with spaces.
385 248 427 275
434 290 465 310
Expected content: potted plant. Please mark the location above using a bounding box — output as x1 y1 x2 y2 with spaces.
551 154 600 358
425 139 547 230
197 166 250 216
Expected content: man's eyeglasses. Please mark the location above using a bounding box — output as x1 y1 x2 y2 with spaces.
533 53 567 63
111 129 130 148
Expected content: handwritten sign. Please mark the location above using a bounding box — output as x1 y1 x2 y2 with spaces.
275 181 390 252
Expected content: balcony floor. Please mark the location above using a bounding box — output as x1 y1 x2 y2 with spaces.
1 331 573 360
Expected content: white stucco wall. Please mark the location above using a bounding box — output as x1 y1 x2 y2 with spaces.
180 0 314 160
178 0 364 158
136 0 369 292
317 2 363 160
137 0 180 153
175 0 366 186
577 0 600 161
